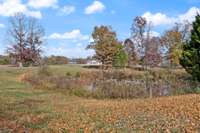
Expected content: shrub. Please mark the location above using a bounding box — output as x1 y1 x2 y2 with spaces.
0 56 10 65
69 88 90 97
175 87 200 95
38 65 52 77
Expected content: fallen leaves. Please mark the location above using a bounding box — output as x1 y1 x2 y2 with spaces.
46 94 200 132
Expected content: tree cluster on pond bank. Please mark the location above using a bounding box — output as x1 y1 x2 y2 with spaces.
87 16 194 71
86 14 200 98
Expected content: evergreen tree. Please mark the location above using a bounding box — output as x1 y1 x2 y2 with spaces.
180 14 200 81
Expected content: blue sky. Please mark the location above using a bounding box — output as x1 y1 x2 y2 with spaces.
0 0 199 58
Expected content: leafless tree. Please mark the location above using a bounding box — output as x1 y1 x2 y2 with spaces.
131 16 147 57
7 13 45 67
26 18 45 66
131 16 164 98
7 13 27 67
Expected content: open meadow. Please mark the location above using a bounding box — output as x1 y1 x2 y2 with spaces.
0 65 200 132
0 0 200 132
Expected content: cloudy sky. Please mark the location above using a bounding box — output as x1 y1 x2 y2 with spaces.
0 0 199 58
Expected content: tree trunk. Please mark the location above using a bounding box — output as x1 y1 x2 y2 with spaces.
18 62 23 68
149 87 152 99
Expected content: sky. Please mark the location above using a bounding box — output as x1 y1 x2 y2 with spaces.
0 0 199 58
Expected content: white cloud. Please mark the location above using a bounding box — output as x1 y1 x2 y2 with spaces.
26 10 42 18
48 29 89 41
178 7 200 23
76 43 82 47
142 7 200 26
0 23 5 28
43 45 94 58
0 0 26 16
85 1 105 15
59 5 75 15
0 0 42 18
28 0 58 9
142 12 175 26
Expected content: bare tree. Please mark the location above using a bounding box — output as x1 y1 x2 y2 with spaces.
131 16 163 98
26 18 44 66
7 13 45 67
144 37 162 67
131 16 147 57
7 13 27 67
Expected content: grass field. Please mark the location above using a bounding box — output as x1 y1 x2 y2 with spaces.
0 65 200 132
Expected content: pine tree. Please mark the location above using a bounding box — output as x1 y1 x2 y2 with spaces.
180 14 200 81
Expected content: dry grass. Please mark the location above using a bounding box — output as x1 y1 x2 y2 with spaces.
0 65 200 132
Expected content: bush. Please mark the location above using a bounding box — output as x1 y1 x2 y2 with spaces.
38 65 52 77
175 87 200 95
0 55 10 65
69 88 91 97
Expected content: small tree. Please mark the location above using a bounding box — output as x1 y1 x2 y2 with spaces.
180 14 200 81
124 38 138 67
87 25 121 70
7 13 27 67
144 37 162 67
131 16 147 58
113 44 128 68
161 22 191 67
26 18 44 66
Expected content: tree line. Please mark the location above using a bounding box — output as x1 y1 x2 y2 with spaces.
5 13 200 82
87 14 200 81
88 16 192 69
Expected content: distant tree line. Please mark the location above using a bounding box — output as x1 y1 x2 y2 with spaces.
43 55 69 65
4 12 200 83
87 16 192 70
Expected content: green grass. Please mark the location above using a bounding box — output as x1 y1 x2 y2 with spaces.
0 65 200 132
0 65 87 132
49 64 84 75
